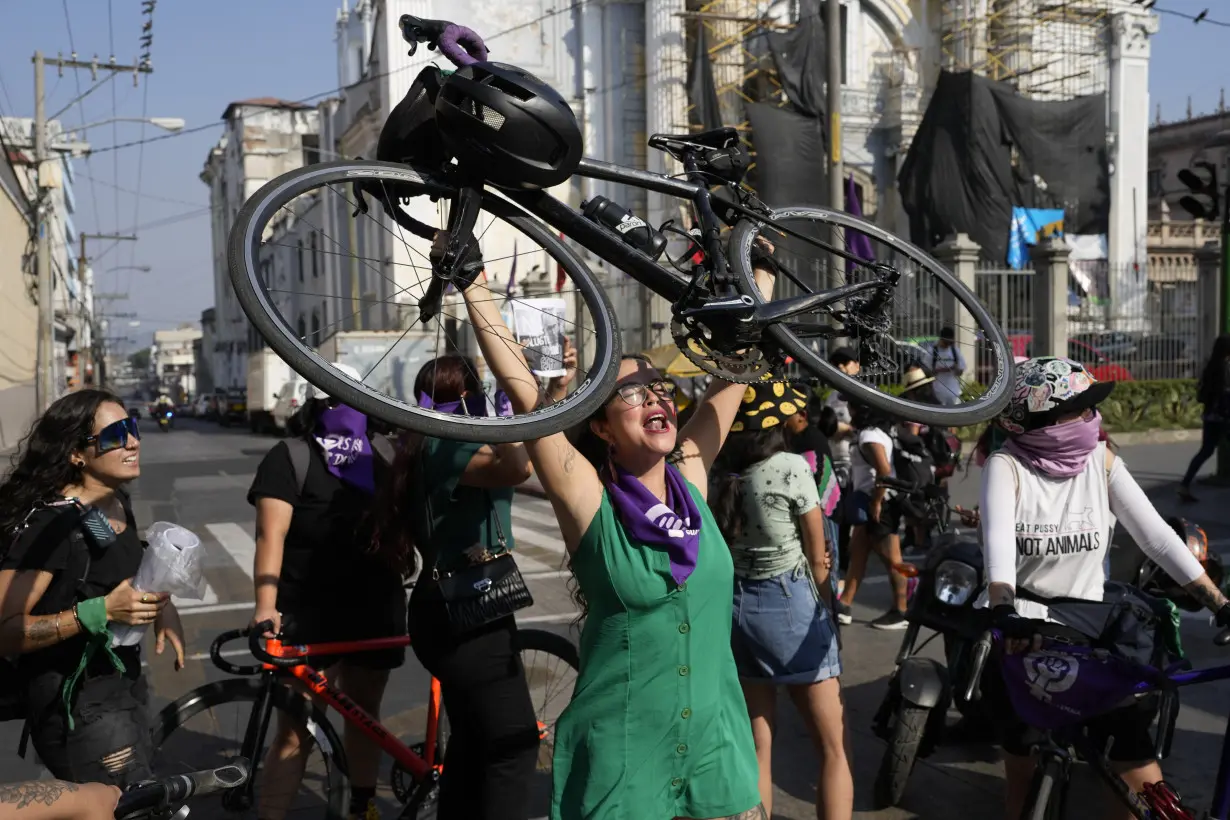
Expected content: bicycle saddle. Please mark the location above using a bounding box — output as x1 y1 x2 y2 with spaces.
648 126 739 152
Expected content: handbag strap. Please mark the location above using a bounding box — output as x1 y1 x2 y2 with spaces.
421 446 509 575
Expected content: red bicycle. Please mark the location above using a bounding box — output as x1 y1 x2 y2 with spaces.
149 620 579 819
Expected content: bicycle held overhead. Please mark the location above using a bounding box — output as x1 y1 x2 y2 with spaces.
226 15 1014 445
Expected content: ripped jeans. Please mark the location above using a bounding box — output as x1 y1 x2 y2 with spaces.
26 670 153 786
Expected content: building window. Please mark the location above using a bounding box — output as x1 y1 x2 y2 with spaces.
1147 168 1163 199
302 134 321 166
297 316 307 340
311 232 319 278
310 310 321 347
297 239 305 283
321 301 328 334
259 259 271 288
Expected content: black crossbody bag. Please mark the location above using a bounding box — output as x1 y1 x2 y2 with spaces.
424 479 533 634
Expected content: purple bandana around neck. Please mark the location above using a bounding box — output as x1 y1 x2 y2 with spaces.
1003 411 1102 478
314 404 375 494
418 390 513 417
605 462 702 586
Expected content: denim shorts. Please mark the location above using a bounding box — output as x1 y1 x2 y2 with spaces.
731 565 842 684
847 489 902 538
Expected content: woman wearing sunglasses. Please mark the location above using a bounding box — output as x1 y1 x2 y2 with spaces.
459 245 777 820
0 390 184 786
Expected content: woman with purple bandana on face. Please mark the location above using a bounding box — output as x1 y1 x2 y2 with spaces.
459 249 777 820
246 363 404 820
974 356 1230 820
368 352 571 820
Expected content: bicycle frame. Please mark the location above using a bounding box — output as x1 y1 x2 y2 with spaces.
497 157 886 325
261 636 440 782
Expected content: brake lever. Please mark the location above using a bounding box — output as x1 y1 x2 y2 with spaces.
407 40 418 57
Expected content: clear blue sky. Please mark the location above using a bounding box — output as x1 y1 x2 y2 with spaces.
0 0 1224 351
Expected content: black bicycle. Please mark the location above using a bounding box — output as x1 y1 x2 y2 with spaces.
227 16 1013 443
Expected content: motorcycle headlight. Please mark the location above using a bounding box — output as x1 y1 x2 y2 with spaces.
934 560 978 606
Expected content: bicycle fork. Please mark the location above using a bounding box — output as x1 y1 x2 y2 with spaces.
418 185 485 325
223 674 280 813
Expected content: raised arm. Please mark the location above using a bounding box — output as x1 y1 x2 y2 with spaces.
676 261 776 496
461 277 603 549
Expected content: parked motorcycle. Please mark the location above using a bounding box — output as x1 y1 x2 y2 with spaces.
157 408 174 432
871 476 988 810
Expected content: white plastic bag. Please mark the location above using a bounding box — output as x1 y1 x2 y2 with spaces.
111 522 206 647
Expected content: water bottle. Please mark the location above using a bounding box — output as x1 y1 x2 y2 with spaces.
582 196 667 261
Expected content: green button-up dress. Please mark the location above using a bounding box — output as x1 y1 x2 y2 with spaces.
550 481 761 820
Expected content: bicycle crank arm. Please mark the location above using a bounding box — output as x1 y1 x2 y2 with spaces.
676 294 756 321
750 280 884 324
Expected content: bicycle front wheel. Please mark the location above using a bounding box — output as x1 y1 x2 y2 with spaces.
150 677 349 820
227 159 622 443
730 207 1012 427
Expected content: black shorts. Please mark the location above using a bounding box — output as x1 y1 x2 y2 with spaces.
27 670 154 787
279 578 407 671
980 659 1159 762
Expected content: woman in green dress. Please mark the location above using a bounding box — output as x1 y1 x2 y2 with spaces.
460 258 776 820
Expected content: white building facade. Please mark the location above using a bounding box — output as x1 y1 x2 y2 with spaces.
151 326 203 403
201 100 320 390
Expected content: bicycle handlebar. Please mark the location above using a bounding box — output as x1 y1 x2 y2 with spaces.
874 476 918 492
249 620 306 668
115 762 250 819
398 15 489 66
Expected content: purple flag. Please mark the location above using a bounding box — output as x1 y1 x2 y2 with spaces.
505 239 518 297
845 175 876 276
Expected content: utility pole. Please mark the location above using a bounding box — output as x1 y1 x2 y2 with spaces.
32 50 151 411
825 0 843 289
78 232 136 388
33 52 52 413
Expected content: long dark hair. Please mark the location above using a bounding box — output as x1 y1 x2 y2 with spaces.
1199 334 1230 405
0 390 122 554
711 428 787 543
369 355 483 575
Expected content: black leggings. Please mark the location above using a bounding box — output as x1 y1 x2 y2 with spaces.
1182 419 1226 487
408 582 540 820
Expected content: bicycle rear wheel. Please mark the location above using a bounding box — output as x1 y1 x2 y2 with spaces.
730 207 1012 427
403 627 579 819
227 159 621 443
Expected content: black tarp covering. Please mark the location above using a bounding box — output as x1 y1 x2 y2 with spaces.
746 102 827 207
897 70 1110 264
765 0 827 119
687 24 722 131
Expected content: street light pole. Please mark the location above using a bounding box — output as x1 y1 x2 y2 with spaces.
825 0 843 288
34 51 54 412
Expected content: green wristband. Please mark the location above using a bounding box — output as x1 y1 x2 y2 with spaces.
75 597 108 636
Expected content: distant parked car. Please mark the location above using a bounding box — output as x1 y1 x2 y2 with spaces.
1115 335 1196 381
1072 330 1139 360
220 388 247 427
1010 335 1133 382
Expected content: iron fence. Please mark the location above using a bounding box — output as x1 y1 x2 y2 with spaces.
974 259 1205 382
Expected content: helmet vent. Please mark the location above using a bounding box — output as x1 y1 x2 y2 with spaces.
460 98 506 131
489 75 535 102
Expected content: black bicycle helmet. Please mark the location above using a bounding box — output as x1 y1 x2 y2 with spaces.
434 62 582 190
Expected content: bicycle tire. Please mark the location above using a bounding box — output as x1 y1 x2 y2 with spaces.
150 677 349 820
227 159 622 444
728 207 1013 427
872 704 927 809
403 628 579 819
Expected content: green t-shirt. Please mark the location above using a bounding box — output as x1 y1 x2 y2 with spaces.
415 437 516 572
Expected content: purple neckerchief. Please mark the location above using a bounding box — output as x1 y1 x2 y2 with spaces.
1003 412 1102 478
418 390 513 417
604 462 701 586
314 404 375 494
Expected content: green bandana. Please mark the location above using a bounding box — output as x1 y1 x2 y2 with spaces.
60 597 127 730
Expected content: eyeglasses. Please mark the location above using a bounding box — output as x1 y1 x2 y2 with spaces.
613 379 677 407
84 417 141 454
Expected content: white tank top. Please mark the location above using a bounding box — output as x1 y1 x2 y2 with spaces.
977 443 1115 621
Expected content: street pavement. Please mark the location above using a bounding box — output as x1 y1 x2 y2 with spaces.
1 420 1229 819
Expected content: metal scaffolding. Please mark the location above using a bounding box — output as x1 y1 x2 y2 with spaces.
939 0 1116 100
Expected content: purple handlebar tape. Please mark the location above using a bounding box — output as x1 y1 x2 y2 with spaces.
437 25 489 67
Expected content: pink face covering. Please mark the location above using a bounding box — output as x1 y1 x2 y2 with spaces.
1001 411 1102 478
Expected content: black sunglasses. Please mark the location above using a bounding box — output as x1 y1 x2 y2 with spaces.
84 417 140 454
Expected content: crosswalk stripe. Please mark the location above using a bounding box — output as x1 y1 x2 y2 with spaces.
511 505 563 530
